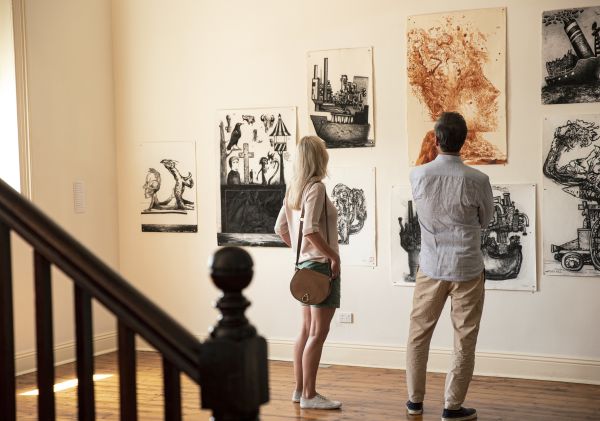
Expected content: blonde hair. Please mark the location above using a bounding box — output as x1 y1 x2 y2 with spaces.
287 136 329 210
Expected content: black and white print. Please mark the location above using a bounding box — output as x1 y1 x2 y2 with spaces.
307 48 374 148
391 185 536 291
217 107 296 247
543 115 600 276
542 6 600 104
139 142 197 233
325 167 376 266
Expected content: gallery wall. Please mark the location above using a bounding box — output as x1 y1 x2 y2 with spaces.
111 0 600 382
11 0 119 371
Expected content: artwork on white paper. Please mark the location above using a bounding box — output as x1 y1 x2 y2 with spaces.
139 141 197 233
407 7 507 165
307 47 374 148
324 167 376 266
391 184 536 291
543 114 600 276
217 107 296 247
542 6 600 104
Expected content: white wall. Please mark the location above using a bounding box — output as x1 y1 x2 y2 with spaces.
12 0 119 371
0 0 20 190
111 0 600 382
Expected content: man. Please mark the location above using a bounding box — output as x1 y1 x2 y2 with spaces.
227 156 241 185
405 112 494 421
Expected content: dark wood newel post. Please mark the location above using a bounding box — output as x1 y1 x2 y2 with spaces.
201 247 269 421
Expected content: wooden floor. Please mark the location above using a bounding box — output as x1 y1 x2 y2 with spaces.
15 351 600 420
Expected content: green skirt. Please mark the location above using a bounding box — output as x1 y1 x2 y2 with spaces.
296 260 341 308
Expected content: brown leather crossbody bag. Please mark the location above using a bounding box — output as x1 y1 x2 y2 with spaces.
289 187 332 305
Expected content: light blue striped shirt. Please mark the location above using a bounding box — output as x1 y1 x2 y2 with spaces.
409 154 494 281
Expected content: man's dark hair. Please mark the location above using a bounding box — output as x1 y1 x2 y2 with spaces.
434 112 468 153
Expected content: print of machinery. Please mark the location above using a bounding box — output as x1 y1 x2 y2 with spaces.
551 200 600 271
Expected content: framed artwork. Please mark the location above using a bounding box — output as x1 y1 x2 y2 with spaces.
139 141 197 233
407 8 507 165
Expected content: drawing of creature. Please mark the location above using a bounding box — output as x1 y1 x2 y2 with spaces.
331 183 367 244
143 168 167 211
543 119 600 200
226 122 243 151
242 115 256 125
159 159 195 210
543 119 600 272
260 114 275 132
256 152 280 185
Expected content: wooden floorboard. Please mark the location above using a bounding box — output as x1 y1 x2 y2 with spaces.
15 351 600 420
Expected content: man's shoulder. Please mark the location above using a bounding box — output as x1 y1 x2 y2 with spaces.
461 164 490 184
410 161 434 179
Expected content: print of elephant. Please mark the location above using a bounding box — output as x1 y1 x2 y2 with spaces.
331 183 367 245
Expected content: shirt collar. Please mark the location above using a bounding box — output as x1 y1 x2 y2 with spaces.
435 153 462 163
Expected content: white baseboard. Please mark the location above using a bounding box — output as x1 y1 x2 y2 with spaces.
28 333 597 386
267 338 600 385
15 331 117 376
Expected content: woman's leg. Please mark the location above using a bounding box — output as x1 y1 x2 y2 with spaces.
293 305 311 393
302 306 336 399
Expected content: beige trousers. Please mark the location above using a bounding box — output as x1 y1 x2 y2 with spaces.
406 270 485 410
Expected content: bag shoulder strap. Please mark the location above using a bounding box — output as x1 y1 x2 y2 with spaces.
295 182 330 267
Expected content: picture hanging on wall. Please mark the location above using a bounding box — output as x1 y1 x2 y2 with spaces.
542 6 600 105
543 114 600 276
217 107 296 247
391 184 536 291
324 167 376 266
307 47 374 148
139 141 198 233
407 7 507 166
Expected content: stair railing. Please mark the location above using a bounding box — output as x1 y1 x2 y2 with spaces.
0 178 268 420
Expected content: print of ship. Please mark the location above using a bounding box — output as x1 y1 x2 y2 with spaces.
310 57 372 147
545 19 600 86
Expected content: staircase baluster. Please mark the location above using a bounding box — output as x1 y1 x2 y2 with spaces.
34 251 55 421
0 221 16 421
75 285 95 420
118 320 137 421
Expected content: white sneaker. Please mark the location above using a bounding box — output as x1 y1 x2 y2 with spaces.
292 390 301 403
300 393 342 410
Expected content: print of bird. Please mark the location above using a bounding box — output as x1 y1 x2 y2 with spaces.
227 122 243 151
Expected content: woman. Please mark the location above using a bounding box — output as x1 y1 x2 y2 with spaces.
275 136 342 410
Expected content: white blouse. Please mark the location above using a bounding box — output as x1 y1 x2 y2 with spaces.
275 182 339 264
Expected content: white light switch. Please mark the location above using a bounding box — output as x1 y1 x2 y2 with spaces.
339 312 353 324
73 181 86 214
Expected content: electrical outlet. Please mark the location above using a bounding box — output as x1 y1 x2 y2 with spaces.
339 312 353 324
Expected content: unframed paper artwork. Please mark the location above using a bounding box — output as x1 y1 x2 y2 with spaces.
391 184 536 291
543 114 600 276
307 47 374 148
324 167 376 266
217 107 296 247
542 6 600 105
407 8 507 166
140 141 198 233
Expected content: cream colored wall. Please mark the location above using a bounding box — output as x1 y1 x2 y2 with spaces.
12 0 118 367
111 0 600 379
0 0 20 190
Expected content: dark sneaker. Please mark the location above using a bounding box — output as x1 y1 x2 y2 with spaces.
442 407 477 420
406 400 423 415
